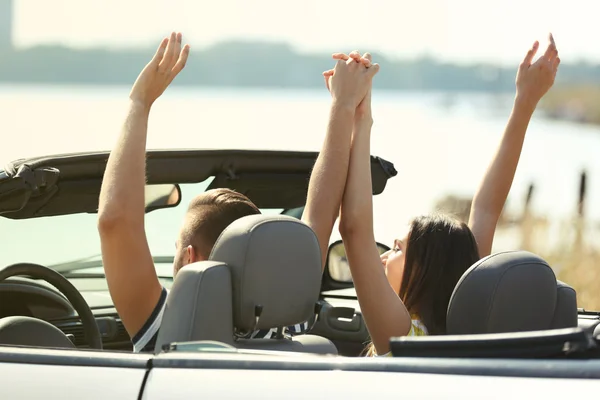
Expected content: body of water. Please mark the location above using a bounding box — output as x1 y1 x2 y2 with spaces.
1 84 600 266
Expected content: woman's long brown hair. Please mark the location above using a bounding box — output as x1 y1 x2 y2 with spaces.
365 213 480 356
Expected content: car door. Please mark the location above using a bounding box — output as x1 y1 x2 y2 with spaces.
0 346 149 399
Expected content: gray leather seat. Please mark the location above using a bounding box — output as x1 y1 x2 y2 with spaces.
154 214 337 355
447 250 577 334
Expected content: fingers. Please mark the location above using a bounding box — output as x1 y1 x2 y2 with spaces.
543 32 558 62
176 32 182 53
521 41 539 68
322 69 333 91
172 44 190 75
332 51 372 65
546 48 558 64
334 58 347 71
150 37 169 66
548 37 559 64
333 51 366 65
549 32 556 48
159 32 179 72
331 50 379 78
332 53 350 71
332 52 350 61
156 32 190 78
547 48 559 65
332 50 373 70
553 56 561 71
348 50 361 64
365 63 380 78
361 52 372 66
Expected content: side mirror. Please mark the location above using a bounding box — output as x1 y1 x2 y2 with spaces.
326 239 390 283
145 184 181 213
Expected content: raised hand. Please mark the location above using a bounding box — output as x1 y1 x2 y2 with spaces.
515 33 560 106
130 32 190 108
322 50 379 110
354 53 373 121
323 51 375 121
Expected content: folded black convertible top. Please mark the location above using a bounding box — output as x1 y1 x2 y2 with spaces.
0 149 397 219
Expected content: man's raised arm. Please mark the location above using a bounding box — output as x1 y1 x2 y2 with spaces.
97 32 189 337
302 51 377 269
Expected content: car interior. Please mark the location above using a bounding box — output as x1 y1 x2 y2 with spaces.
0 150 599 359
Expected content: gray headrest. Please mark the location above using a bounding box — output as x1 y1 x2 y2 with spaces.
447 250 577 334
209 214 322 332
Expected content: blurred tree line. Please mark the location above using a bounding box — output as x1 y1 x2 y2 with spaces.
1 40 599 92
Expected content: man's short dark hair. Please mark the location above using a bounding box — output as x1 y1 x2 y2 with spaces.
180 188 261 258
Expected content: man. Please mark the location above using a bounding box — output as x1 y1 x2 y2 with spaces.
98 32 378 352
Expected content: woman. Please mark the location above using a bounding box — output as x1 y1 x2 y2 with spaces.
332 34 560 356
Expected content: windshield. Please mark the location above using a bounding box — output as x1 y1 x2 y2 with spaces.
0 177 285 277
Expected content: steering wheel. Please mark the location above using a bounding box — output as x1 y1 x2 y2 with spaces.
0 263 103 349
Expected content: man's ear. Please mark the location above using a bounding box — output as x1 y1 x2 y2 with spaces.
186 245 206 264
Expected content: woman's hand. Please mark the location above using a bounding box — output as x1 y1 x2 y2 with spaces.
515 33 560 109
323 51 375 124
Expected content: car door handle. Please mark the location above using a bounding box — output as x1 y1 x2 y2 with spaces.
327 307 361 332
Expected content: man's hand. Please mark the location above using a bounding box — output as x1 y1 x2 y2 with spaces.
129 32 190 108
323 51 376 123
515 33 560 109
98 32 190 340
323 50 379 110
302 50 378 271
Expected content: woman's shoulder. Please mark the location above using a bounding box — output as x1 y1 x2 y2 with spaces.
372 316 428 357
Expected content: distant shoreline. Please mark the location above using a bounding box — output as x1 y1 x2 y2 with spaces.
0 41 598 95
539 85 600 126
0 82 516 99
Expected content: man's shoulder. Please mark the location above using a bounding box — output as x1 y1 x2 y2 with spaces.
132 286 168 353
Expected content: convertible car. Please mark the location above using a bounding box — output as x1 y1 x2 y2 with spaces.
0 149 599 399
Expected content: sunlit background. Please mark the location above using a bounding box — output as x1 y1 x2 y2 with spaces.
1 0 600 307
11 0 597 64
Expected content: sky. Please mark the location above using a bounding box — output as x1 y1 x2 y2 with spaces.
10 0 600 65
